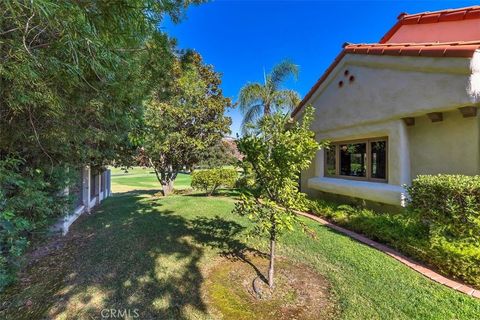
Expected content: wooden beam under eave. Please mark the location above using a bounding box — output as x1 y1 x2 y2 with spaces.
458 106 478 118
402 117 415 126
427 112 443 122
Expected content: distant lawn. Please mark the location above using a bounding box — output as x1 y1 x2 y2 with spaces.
110 166 192 193
1 170 479 319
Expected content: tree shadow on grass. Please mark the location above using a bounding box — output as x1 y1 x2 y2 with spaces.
56 191 209 320
190 215 268 284
184 188 243 199
1 190 272 320
0 190 249 320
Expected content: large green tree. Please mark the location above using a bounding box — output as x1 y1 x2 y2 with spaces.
143 51 232 195
0 1 198 170
234 106 323 289
196 138 240 169
0 0 200 290
238 60 300 134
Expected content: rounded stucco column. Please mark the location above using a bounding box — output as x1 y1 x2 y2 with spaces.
396 120 411 186
314 148 325 178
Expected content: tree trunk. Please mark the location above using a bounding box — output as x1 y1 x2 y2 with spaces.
161 179 174 196
150 161 176 196
150 160 163 186
268 237 275 288
264 103 271 117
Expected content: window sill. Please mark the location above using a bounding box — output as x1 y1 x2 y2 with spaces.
326 175 387 183
308 177 406 206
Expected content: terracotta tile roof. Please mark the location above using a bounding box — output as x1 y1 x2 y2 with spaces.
291 41 480 117
292 6 480 118
380 6 480 43
345 41 480 58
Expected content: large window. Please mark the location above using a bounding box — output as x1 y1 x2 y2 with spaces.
325 138 387 182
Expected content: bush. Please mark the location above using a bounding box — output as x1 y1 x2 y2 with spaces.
0 157 72 291
429 235 480 286
0 208 30 291
407 175 480 239
191 168 237 195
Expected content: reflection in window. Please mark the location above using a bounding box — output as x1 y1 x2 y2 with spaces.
325 147 336 176
340 143 367 177
371 141 387 179
325 138 388 181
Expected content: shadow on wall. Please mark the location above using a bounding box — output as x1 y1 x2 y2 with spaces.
0 190 255 320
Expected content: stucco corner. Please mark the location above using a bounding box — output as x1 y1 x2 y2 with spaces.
468 51 480 103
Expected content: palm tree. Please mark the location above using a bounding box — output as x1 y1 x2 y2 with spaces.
238 60 300 134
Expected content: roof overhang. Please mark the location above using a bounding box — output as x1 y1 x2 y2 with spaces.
292 42 480 118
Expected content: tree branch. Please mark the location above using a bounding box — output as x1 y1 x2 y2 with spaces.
22 12 35 56
28 107 54 171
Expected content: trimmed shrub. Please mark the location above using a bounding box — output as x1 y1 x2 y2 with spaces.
407 175 480 239
191 168 237 195
429 235 480 286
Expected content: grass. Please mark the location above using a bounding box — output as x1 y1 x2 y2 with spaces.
109 166 192 193
1 168 479 319
306 199 480 287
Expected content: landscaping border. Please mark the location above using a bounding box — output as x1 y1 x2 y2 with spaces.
295 210 480 299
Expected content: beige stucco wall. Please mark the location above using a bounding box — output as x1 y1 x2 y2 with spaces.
312 120 411 186
300 158 316 197
299 54 477 133
298 53 480 206
302 119 411 206
408 110 480 178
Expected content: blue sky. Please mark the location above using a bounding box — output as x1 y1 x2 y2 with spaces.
163 0 478 136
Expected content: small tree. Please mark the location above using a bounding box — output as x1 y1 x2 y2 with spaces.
233 106 323 288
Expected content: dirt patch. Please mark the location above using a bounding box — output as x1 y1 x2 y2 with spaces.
203 253 339 320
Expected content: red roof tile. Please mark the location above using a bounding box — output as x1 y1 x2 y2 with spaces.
292 6 480 118
380 6 480 43
345 41 480 58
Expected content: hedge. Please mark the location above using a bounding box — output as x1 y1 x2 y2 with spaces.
406 174 480 239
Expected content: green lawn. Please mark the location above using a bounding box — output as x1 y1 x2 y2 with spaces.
1 169 479 319
110 166 192 193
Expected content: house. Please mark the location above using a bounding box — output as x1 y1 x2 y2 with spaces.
293 6 480 207
53 167 111 235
